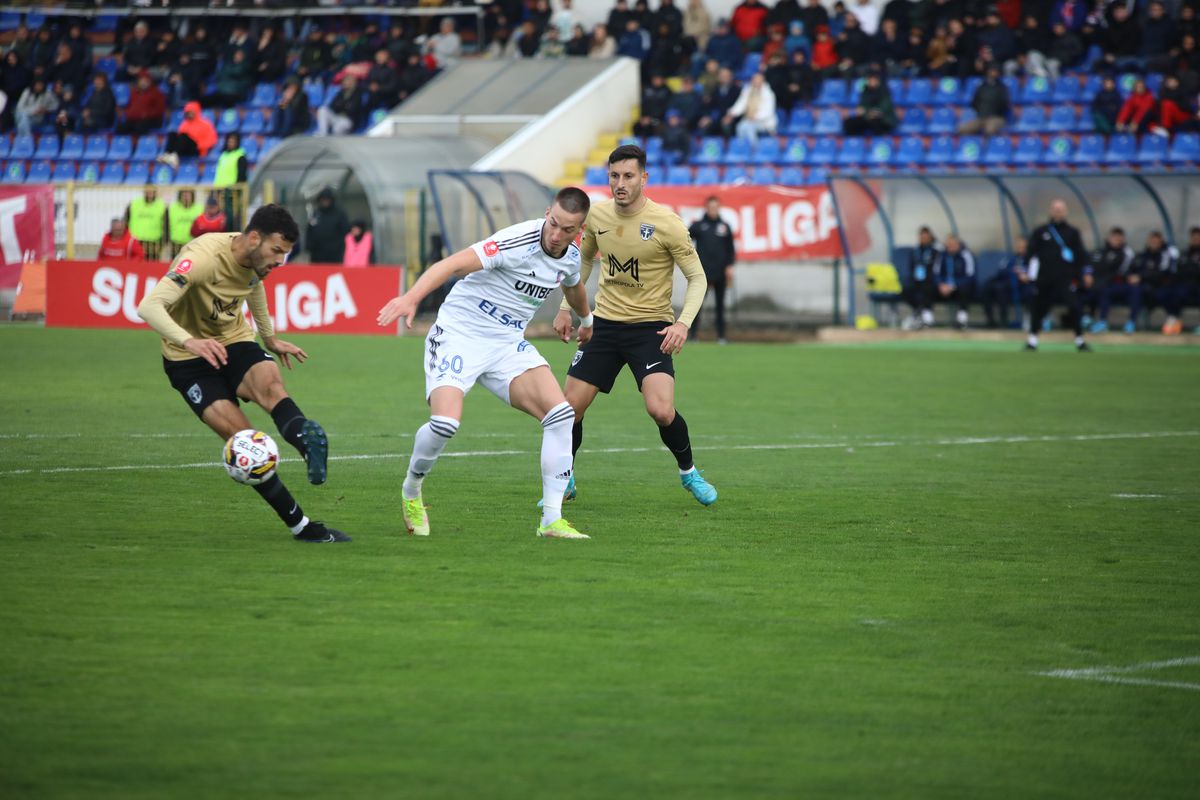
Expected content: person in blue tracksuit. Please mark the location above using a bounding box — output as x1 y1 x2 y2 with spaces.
903 225 941 328
935 234 977 330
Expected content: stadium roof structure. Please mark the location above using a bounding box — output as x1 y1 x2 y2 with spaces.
249 135 492 266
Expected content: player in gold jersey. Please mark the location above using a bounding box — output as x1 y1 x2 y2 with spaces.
552 144 718 506
137 204 349 543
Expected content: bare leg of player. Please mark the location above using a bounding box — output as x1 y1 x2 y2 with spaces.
641 373 717 506
237 361 328 486
510 367 588 539
400 386 464 536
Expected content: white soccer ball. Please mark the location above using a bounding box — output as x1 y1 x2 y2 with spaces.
222 429 280 485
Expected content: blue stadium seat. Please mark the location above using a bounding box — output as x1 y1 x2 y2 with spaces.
888 78 905 103
175 161 200 184
898 107 928 134
1104 133 1137 164
25 11 46 28
259 137 281 160
866 137 894 167
99 162 125 184
84 134 109 159
94 15 120 33
77 161 101 183
59 134 84 160
133 135 160 161
1168 132 1200 164
777 166 806 186
1036 136 1075 165
0 12 22 31
322 84 340 106
1052 76 1081 103
693 165 720 184
1072 134 1105 165
961 77 983 104
807 166 829 185
953 136 984 167
1002 76 1020 98
166 109 185 131
108 135 133 160
836 137 867 166
367 108 388 128
786 108 815 135
1021 76 1053 104
927 107 957 134
722 166 749 184
95 55 118 77
52 161 76 181
151 163 174 184
112 82 131 107
815 108 842 135
250 83 278 108
983 136 1013 165
0 136 8 159
738 52 762 80
1014 135 1045 165
1146 74 1163 94
902 78 932 106
240 110 266 135
1135 134 1169 165
895 136 926 167
1046 106 1078 132
693 137 724 164
10 135 34 159
934 76 961 105
846 78 864 106
3 161 24 182
1014 106 1047 132
748 165 777 184
751 137 782 164
1080 74 1104 102
814 80 847 107
666 165 692 185
808 137 837 165
925 135 955 166
305 82 325 109
584 166 607 184
643 135 666 164
27 160 52 182
782 137 809 164
34 135 59 160
217 109 240 135
723 138 752 164
124 162 150 185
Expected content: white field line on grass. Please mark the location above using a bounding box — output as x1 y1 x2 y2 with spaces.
1037 656 1200 692
0 430 1196 478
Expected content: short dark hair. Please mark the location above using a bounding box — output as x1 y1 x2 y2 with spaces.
608 144 647 171
554 186 591 216
705 195 719 204
1110 226 1125 236
246 204 300 243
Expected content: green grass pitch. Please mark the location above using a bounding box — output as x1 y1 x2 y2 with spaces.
1 326 1198 798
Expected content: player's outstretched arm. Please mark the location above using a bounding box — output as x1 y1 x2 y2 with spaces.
561 283 593 345
377 247 483 328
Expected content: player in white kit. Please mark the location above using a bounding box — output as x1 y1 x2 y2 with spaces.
376 187 595 539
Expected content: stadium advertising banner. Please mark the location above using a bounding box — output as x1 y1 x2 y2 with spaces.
583 184 872 261
45 260 403 335
0 185 55 291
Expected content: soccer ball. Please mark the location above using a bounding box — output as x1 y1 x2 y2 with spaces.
223 429 280 485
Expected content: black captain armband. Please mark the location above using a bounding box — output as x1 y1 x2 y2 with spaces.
167 272 188 287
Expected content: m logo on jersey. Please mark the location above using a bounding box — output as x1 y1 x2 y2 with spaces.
483 240 500 257
640 223 655 240
608 254 639 282
209 298 241 321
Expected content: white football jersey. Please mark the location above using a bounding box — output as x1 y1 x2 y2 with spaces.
435 218 581 337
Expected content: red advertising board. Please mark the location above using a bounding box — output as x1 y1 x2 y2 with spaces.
582 184 875 261
0 185 55 289
45 259 403 335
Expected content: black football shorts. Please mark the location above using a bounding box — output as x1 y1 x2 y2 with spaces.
566 317 675 394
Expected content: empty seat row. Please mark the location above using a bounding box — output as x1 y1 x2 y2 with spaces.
2 159 218 185
0 133 279 164
584 164 829 187
807 72 1159 109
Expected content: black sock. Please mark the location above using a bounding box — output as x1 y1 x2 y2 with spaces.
571 420 583 458
270 397 307 458
253 474 305 530
658 412 694 471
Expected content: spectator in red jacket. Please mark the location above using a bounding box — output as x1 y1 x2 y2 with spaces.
1152 74 1199 136
158 101 218 169
190 195 228 237
117 70 166 135
811 25 838 72
731 0 769 49
97 218 145 260
1116 78 1156 134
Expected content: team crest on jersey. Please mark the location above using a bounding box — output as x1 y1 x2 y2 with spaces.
571 351 583 366
639 223 655 240
483 240 500 257
174 259 193 274
186 383 202 404
717 224 729 236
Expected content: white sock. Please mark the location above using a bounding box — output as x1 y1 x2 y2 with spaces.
1027 334 1038 347
289 515 310 535
402 415 459 500
956 308 968 325
540 402 575 527
1074 336 1084 347
680 466 697 476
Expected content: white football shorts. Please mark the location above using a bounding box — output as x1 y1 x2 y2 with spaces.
423 323 549 405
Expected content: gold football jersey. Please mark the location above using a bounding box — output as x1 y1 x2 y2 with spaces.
138 232 274 361
573 198 707 326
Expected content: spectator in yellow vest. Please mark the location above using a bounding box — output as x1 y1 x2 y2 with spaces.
213 132 248 188
126 186 167 260
343 220 374 267
167 189 204 255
